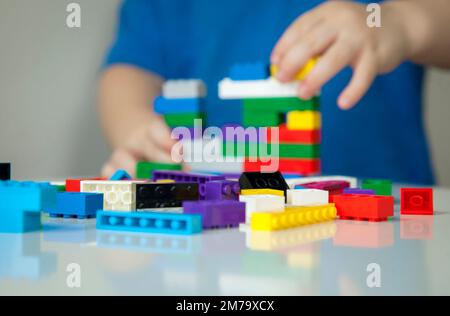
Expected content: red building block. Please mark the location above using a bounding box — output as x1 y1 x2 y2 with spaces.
267 124 321 144
400 188 434 215
244 158 320 175
334 194 394 222
66 178 105 192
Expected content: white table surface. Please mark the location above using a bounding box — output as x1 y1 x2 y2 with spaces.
1 185 449 296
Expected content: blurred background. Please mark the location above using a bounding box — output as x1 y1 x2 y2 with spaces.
0 0 449 186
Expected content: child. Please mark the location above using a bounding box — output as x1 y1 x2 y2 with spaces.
98 0 450 184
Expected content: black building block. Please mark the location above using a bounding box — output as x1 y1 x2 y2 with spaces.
239 171 289 194
0 163 11 180
136 183 199 209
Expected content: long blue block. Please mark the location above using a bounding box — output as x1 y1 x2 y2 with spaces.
229 62 269 81
0 181 57 233
109 169 132 181
154 96 202 114
47 192 104 219
96 211 203 235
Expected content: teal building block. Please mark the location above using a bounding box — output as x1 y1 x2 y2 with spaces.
109 169 132 181
97 211 203 235
47 192 104 219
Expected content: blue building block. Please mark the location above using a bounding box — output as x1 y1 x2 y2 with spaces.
0 181 57 233
47 192 104 219
154 96 203 114
109 169 132 181
97 211 203 235
229 62 269 81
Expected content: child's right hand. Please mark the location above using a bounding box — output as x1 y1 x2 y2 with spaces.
101 115 176 178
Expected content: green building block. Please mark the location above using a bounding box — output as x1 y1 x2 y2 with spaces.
361 179 392 196
223 142 320 159
164 113 205 127
136 161 182 179
55 185 66 192
243 96 319 112
242 111 284 127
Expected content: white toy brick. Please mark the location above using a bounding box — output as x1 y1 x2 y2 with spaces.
239 194 285 223
286 176 358 189
219 78 298 99
286 189 329 206
163 80 206 99
80 180 146 211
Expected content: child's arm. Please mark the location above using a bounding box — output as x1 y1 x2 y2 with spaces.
98 65 175 177
271 0 450 110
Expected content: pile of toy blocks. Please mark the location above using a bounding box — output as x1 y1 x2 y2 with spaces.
219 60 321 175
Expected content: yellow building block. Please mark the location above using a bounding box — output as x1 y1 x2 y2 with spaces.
286 111 321 130
155 179 176 183
270 58 318 81
240 189 284 197
251 203 337 231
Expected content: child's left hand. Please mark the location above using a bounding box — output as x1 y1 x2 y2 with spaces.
271 1 410 109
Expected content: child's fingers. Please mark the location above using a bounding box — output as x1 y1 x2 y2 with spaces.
276 27 335 82
298 40 356 99
140 136 176 164
147 116 177 152
108 148 139 177
338 50 377 110
101 162 117 178
271 9 322 64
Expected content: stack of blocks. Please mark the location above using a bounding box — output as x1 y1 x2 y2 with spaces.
155 80 207 131
219 61 321 175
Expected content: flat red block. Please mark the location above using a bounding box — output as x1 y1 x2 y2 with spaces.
267 124 321 144
400 188 434 215
244 158 321 175
334 194 394 222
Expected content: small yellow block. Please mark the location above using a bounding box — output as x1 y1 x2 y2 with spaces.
240 189 285 197
155 179 176 183
271 58 318 81
251 203 337 231
286 111 321 130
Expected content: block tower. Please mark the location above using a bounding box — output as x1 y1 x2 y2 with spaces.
218 60 321 175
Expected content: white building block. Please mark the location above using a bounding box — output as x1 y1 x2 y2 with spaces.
239 194 285 223
219 78 298 99
80 180 146 212
286 176 358 189
163 80 206 99
287 189 329 206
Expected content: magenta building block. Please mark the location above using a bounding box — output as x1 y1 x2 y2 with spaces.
343 188 376 195
205 180 240 201
300 180 350 194
152 171 225 199
183 200 245 229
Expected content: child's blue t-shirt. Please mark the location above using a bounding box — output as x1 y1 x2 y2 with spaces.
105 0 434 184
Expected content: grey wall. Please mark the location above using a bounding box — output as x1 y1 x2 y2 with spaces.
0 0 449 186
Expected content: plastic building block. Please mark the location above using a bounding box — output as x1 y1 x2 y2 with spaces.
244 158 321 175
154 96 203 114
96 211 202 235
222 125 266 142
286 111 321 130
333 220 394 248
242 110 284 127
55 185 66 192
162 79 206 99
267 124 321 144
239 171 289 193
164 112 205 128
361 179 392 196
205 180 240 201
219 78 299 99
81 180 146 211
301 180 350 196
241 189 284 197
66 177 104 192
135 161 182 179
287 189 328 206
229 63 269 81
239 194 285 223
243 97 319 112
400 188 434 215
223 142 320 159
0 163 11 180
47 192 104 219
333 194 394 222
0 181 57 233
250 203 337 231
135 183 199 209
183 200 246 228
286 176 358 189
343 188 375 195
270 58 317 81
152 171 225 199
109 169 132 181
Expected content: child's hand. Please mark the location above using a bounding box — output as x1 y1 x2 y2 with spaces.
101 116 176 178
271 1 409 109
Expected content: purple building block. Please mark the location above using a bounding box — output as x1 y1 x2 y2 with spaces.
152 171 225 199
183 200 246 229
300 180 350 194
205 180 240 201
343 188 376 195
